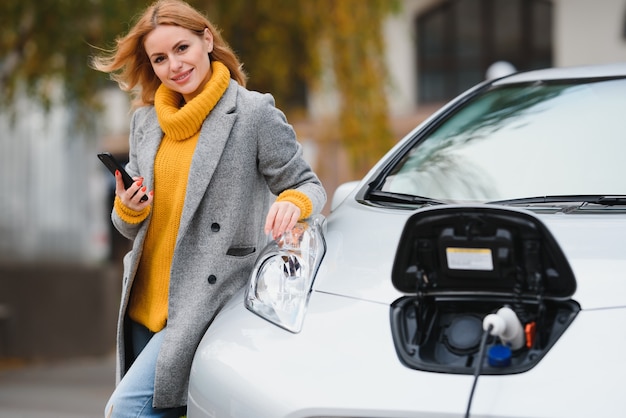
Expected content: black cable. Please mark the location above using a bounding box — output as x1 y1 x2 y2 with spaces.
465 324 493 418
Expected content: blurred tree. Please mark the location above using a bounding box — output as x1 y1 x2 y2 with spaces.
0 0 398 172
318 0 398 174
0 0 147 113
214 0 399 175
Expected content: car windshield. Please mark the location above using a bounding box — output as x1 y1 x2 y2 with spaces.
380 77 626 203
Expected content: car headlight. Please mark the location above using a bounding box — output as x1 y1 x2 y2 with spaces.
245 215 326 333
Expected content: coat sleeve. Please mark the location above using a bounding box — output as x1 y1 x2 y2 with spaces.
254 93 327 215
111 108 150 240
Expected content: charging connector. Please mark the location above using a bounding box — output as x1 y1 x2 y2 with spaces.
482 306 525 351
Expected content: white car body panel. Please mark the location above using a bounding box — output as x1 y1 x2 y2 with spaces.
189 286 626 417
188 199 626 417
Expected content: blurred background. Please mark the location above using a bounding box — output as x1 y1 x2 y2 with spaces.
0 0 625 370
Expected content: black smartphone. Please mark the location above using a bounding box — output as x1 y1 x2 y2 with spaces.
97 152 149 202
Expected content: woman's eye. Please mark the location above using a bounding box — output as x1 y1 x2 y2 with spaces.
153 56 165 64
178 44 188 52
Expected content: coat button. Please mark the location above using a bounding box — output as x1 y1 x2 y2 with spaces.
208 275 217 284
211 223 220 232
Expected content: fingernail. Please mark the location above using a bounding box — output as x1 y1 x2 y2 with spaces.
141 186 147 192
149 191 154 196
115 170 120 176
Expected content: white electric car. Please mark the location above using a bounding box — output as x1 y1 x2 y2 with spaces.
187 62 626 418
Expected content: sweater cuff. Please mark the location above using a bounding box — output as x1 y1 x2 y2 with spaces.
114 196 151 224
276 189 313 220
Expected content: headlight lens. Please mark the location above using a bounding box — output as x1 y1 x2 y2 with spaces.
245 215 326 333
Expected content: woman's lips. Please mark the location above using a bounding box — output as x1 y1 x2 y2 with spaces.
172 69 192 83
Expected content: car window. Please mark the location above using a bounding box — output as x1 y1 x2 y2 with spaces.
381 78 626 203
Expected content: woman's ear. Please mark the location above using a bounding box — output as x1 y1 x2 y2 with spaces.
204 28 214 53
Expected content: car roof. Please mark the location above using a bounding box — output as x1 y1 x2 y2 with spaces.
494 61 626 85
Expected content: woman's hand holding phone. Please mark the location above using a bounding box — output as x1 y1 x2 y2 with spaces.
114 170 153 210
97 152 152 208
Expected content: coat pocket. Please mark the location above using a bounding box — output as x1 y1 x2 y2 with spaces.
226 246 256 257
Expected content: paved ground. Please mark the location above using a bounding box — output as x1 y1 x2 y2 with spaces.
0 353 115 418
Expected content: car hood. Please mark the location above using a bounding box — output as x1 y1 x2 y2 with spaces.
313 200 626 310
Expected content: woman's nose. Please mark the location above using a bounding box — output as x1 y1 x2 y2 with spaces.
170 56 183 71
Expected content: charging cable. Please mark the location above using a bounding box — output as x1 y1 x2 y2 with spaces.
465 323 492 418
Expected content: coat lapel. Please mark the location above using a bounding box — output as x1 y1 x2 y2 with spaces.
176 81 238 243
141 113 164 184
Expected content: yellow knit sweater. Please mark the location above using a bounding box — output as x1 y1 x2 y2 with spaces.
128 61 231 332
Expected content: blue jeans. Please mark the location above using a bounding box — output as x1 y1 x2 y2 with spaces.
105 321 187 418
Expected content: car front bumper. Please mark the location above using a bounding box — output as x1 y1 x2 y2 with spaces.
188 289 626 418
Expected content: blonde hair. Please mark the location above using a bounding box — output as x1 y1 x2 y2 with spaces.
91 0 246 107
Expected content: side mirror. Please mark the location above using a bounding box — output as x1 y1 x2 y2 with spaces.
330 181 360 212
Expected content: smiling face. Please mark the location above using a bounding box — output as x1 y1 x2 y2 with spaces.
144 24 214 103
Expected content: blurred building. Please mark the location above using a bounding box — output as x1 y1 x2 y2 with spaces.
382 0 626 119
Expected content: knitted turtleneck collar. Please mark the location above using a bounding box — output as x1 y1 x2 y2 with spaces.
154 60 230 140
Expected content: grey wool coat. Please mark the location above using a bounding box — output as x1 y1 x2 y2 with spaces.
111 79 326 408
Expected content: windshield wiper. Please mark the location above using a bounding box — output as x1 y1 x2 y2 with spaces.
488 195 626 206
366 190 445 205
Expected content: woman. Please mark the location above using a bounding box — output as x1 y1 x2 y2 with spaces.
91 1 326 416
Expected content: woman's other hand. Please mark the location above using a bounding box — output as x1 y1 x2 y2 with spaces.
114 170 153 210
264 201 300 240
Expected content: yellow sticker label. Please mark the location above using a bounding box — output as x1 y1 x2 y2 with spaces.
446 247 493 271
